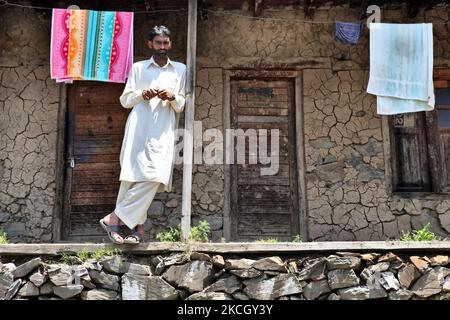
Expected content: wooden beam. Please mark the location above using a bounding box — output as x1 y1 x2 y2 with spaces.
254 0 263 17
181 0 198 240
2 241 450 256
53 84 68 242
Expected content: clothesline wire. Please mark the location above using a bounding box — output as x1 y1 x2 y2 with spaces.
2 0 450 24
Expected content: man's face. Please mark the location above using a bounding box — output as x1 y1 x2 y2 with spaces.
148 35 172 57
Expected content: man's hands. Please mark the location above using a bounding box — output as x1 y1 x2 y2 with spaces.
142 88 160 100
142 88 175 101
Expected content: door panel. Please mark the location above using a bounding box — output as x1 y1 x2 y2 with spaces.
62 81 129 241
230 78 300 241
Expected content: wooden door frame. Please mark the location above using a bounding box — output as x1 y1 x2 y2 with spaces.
222 69 309 241
53 84 68 242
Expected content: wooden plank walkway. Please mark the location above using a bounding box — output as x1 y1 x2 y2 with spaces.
1 241 450 256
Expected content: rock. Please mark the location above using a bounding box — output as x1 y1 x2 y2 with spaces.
1 263 16 273
121 273 148 300
398 263 421 289
430 293 450 300
89 270 120 291
388 289 414 300
29 272 47 287
162 254 189 267
177 289 190 300
49 265 90 287
224 259 256 270
303 280 331 300
379 272 400 291
11 258 42 278
443 277 450 292
297 258 327 281
0 272 13 298
102 256 134 275
39 282 54 295
252 257 286 272
53 285 84 299
368 262 390 273
327 269 360 290
338 286 370 300
264 271 281 276
82 279 96 289
211 255 225 268
204 275 242 295
326 255 361 270
186 292 233 300
2 222 25 237
360 262 390 281
4 279 22 300
434 266 450 278
190 252 211 262
17 281 39 297
151 256 165 275
0 211 10 222
244 274 302 300
430 256 449 267
147 276 179 300
127 263 151 276
410 256 430 273
410 269 443 298
287 261 298 273
365 273 388 299
327 293 341 300
378 252 402 263
68 256 83 265
316 161 344 183
230 268 262 279
83 259 102 272
163 261 214 293
361 253 380 263
242 275 268 287
232 291 250 300
81 289 119 300
47 265 69 286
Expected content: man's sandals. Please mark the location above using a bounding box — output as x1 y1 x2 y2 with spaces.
99 219 124 244
123 228 144 245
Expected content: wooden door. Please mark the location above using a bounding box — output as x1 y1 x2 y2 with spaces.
230 78 300 241
62 81 129 241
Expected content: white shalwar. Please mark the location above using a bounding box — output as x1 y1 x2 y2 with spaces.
115 56 186 229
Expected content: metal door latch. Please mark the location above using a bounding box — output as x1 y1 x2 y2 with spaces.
67 157 80 168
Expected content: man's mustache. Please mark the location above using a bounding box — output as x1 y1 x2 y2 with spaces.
155 50 168 56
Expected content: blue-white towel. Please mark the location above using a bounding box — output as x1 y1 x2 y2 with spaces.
367 23 435 115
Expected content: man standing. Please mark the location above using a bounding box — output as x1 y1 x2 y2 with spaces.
100 25 186 244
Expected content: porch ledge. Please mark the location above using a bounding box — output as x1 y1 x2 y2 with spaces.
1 241 450 256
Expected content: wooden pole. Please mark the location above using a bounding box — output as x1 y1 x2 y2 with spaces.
181 0 197 240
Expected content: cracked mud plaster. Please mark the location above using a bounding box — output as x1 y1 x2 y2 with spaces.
0 65 59 242
0 8 58 242
304 69 450 241
2 5 450 242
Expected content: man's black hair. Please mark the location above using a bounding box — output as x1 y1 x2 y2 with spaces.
149 25 171 41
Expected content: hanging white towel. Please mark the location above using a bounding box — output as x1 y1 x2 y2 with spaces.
367 23 435 115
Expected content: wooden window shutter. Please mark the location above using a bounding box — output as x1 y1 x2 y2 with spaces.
390 112 432 192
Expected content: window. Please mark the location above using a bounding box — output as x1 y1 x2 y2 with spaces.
390 74 450 193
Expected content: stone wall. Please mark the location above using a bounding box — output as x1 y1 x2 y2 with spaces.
1 250 449 300
0 8 59 242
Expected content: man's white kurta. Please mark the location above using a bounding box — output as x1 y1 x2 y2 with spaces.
119 57 186 193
